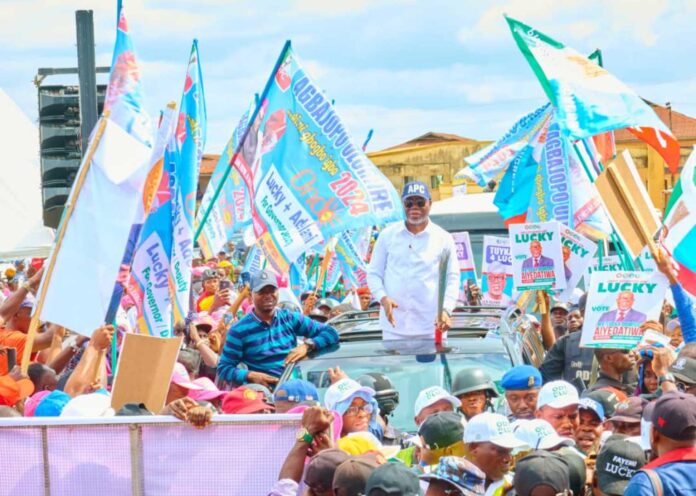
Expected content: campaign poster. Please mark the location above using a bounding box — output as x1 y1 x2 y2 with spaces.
452 232 477 302
580 271 668 349
510 222 566 292
584 255 623 287
481 235 514 307
557 226 597 301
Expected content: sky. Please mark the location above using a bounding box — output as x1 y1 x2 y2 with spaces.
2 0 696 155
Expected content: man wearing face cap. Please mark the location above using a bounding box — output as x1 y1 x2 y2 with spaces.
217 270 339 388
367 181 459 340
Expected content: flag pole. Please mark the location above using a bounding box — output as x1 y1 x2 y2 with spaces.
193 40 292 242
21 114 110 374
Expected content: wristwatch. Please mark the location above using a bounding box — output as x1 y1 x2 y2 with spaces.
295 427 313 443
658 373 675 386
304 339 316 351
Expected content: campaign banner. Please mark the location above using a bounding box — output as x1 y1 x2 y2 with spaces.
557 226 597 301
335 230 368 290
638 247 657 272
481 235 514 307
510 222 566 292
197 103 254 259
584 254 623 286
239 44 403 273
452 232 477 302
580 271 668 348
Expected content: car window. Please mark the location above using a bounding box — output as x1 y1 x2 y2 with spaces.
288 352 513 433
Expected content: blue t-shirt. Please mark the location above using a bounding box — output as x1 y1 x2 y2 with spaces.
625 461 696 495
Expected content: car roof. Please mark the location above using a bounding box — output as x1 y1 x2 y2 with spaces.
307 335 511 360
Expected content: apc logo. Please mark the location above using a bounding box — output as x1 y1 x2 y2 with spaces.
406 183 426 196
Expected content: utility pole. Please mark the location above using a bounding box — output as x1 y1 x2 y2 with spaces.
75 10 98 153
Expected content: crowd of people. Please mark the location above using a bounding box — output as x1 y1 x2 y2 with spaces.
0 181 695 495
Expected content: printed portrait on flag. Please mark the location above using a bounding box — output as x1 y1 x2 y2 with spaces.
510 221 565 292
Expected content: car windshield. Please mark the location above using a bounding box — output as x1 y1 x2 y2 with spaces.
287 349 513 433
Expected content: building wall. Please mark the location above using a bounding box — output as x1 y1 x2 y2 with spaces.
368 138 696 213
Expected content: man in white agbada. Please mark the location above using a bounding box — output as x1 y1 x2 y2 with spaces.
367 181 459 340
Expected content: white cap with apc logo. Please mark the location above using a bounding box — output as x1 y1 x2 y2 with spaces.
464 412 528 449
414 386 461 417
536 380 579 409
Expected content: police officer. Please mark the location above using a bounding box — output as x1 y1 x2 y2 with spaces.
451 368 499 420
500 365 542 421
357 372 404 445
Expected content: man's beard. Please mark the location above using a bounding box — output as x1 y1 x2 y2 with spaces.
406 215 428 225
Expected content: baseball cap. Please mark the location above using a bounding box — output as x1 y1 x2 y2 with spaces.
420 456 486 496
202 268 219 281
500 365 542 391
24 390 51 417
651 391 696 440
513 419 575 450
669 356 696 384
218 260 233 268
246 383 274 404
170 363 204 391
596 435 646 495
582 388 625 418
324 378 375 411
192 313 216 332
221 386 274 414
365 462 422 496
188 377 227 402
34 390 71 417
464 412 528 449
61 392 115 417
514 451 571 496
550 301 570 313
402 180 431 201
273 379 319 404
304 449 350 491
536 380 579 409
414 386 460 417
609 397 646 424
0 375 34 407
116 403 153 416
578 397 606 422
250 269 278 292
332 456 381 496
418 411 464 450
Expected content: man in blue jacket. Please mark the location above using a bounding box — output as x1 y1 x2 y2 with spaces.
625 392 696 495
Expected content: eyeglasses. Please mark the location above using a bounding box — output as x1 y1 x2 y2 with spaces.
404 199 426 209
345 403 374 416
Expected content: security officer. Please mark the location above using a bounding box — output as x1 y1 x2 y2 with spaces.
500 365 542 421
451 368 499 420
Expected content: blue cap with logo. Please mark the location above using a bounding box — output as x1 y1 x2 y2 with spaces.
402 180 431 201
579 397 606 422
250 269 279 293
273 379 320 404
500 365 542 391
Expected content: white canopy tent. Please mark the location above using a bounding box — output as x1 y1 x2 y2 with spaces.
0 88 54 259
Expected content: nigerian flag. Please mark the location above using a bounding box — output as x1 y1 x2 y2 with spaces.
663 147 696 296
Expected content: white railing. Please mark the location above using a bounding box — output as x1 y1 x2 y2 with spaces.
0 414 302 496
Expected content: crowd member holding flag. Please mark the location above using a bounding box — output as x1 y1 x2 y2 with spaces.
366 181 459 340
216 270 339 389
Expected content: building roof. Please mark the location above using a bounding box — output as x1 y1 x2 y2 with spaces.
614 101 696 142
200 154 220 175
378 132 479 152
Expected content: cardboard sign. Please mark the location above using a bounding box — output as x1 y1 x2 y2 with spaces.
111 333 183 412
594 150 661 259
557 225 597 301
452 232 477 302
510 221 566 292
580 271 668 349
481 235 514 307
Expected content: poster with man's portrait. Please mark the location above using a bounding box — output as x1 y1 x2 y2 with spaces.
452 232 477 302
510 222 566 292
481 236 513 307
580 271 668 349
557 226 597 301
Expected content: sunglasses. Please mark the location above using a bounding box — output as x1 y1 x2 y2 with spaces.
676 381 696 393
404 199 426 209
